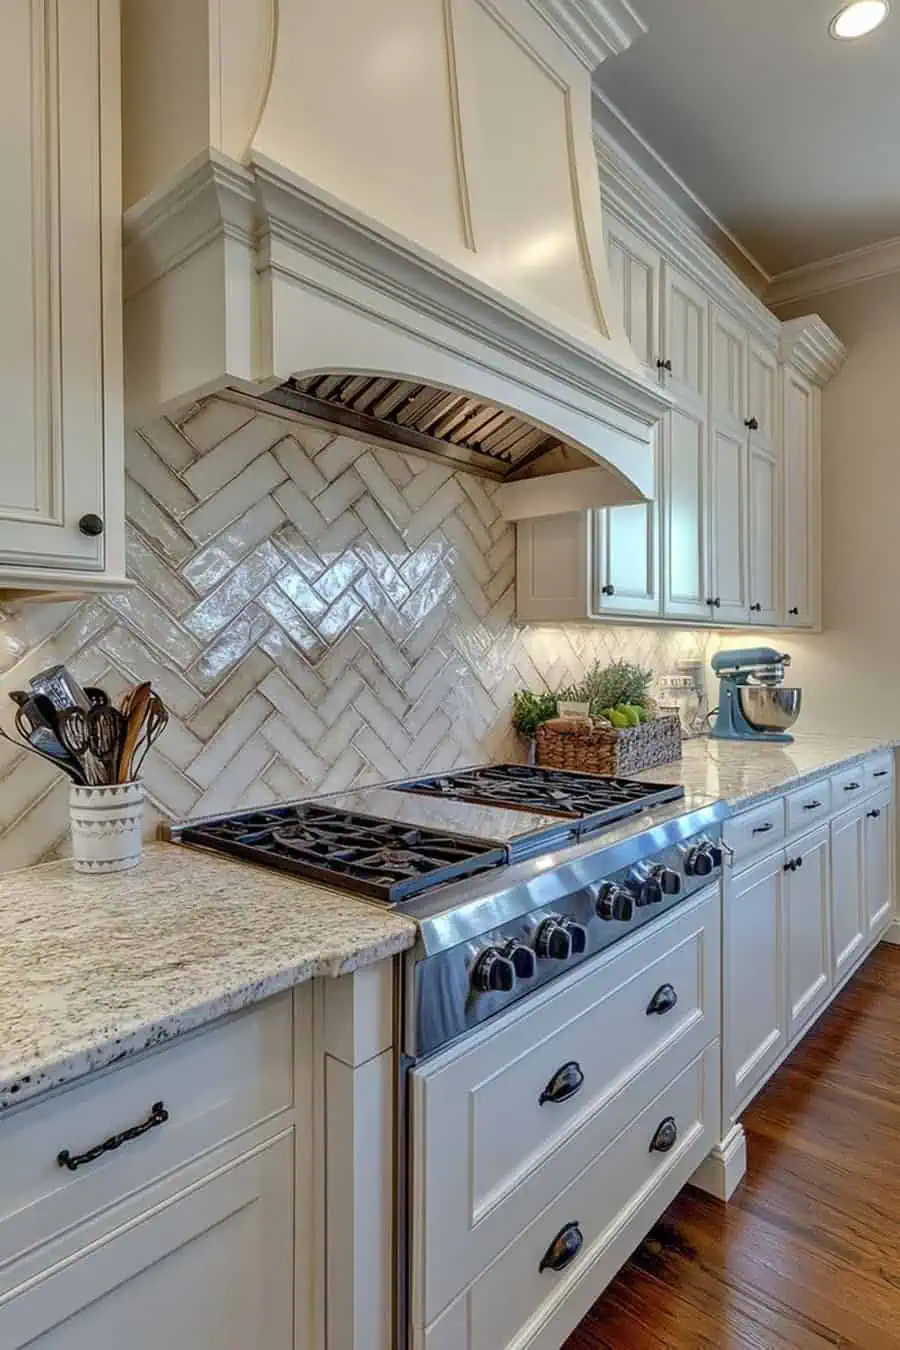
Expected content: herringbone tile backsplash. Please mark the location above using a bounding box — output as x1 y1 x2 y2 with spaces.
0 397 711 871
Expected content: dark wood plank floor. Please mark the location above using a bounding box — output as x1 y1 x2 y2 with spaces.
565 943 900 1350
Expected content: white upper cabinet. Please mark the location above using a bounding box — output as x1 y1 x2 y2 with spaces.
709 307 749 624
782 367 818 628
661 264 711 621
0 0 124 595
596 217 661 616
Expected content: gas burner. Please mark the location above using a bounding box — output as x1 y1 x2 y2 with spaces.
394 763 684 833
178 803 507 904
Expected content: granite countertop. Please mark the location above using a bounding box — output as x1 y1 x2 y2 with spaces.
0 843 417 1112
635 732 898 810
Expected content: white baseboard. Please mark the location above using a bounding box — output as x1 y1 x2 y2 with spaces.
689 1123 746 1202
881 918 900 946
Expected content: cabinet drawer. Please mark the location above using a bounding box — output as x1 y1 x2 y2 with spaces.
785 779 832 835
411 890 719 1325
866 753 894 792
724 799 785 865
0 993 293 1280
420 1045 719 1350
831 764 868 804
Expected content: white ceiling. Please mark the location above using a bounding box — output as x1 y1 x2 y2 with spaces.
594 0 900 277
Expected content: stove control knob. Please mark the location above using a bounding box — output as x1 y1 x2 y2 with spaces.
535 918 572 962
593 883 635 923
650 865 682 896
703 842 724 868
471 948 516 994
502 939 537 981
559 917 588 955
684 846 713 878
627 870 662 907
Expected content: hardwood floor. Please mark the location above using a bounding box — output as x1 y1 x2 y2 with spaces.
565 944 900 1350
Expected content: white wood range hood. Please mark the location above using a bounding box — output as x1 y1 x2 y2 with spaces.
122 0 670 518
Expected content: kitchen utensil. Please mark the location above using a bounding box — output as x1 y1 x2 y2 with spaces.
0 726 86 783
8 690 29 707
119 681 152 722
30 665 92 712
130 693 169 778
710 647 801 743
87 704 126 785
117 683 152 783
84 687 110 707
58 707 103 785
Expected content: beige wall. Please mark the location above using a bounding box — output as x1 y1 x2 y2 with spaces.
768 274 900 735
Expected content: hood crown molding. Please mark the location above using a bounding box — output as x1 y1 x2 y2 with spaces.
122 0 668 514
778 317 847 387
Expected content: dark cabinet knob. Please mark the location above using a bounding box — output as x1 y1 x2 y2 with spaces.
744 416 759 431
601 584 615 596
650 1116 678 1153
471 948 516 993
535 919 572 962
750 603 762 613
656 358 673 373
788 607 800 616
503 940 536 980
539 1061 585 1107
706 596 722 609
867 809 882 819
78 513 104 537
646 983 678 1016
784 859 795 873
539 1222 584 1273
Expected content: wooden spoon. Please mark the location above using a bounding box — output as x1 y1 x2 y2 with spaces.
117 683 152 783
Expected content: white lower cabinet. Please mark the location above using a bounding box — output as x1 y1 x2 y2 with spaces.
2 1134 294 1350
723 851 786 1116
784 824 831 1039
863 791 893 937
830 802 867 980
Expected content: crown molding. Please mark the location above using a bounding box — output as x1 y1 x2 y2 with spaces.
594 126 780 346
591 90 771 297
779 316 847 386
766 234 900 307
527 0 647 67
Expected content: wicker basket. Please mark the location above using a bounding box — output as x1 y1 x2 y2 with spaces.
535 714 682 777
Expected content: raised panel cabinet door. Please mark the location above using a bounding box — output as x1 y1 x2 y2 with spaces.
0 0 116 575
830 805 867 980
0 1135 294 1349
748 340 779 452
863 791 893 938
709 424 748 624
597 216 661 616
710 306 747 429
784 825 832 1041
782 369 818 628
724 852 786 1118
663 405 710 621
661 263 709 412
748 441 781 625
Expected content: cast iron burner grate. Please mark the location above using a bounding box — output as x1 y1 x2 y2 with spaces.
178 803 507 904
394 763 685 834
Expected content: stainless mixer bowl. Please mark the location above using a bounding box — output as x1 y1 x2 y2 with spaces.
738 686 802 732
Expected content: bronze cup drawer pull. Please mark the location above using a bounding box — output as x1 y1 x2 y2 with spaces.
539 1061 585 1107
539 1221 584 1273
649 1115 678 1153
57 1101 169 1172
646 983 678 1016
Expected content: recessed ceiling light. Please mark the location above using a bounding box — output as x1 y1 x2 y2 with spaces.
830 0 891 39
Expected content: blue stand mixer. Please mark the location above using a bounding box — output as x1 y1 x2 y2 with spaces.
710 647 802 743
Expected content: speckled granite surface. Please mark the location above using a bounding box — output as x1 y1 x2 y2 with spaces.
636 733 898 810
0 843 416 1112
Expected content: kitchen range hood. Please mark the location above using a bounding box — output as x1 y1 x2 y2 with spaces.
122 0 669 519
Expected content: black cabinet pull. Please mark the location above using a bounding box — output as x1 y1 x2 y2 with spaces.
795 855 803 868
744 416 759 431
788 607 800 616
752 823 773 834
646 983 678 1016
539 1061 585 1107
656 358 673 373
803 800 822 810
600 584 615 596
57 1101 169 1172
750 603 762 613
868 809 882 819
539 1222 584 1273
78 513 104 537
649 1116 678 1153
874 770 889 778
844 782 861 792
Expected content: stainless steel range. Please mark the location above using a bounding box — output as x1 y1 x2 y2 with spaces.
172 763 728 1058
